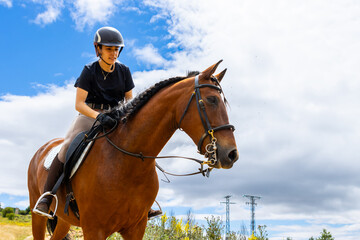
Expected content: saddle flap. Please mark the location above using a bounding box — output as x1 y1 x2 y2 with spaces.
65 131 88 164
64 131 97 179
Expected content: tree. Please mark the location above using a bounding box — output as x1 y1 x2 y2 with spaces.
2 207 14 218
25 206 31 215
316 229 334 240
19 210 28 215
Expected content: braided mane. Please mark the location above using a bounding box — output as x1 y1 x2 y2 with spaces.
111 71 199 122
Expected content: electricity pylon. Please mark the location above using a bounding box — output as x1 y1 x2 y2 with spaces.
243 195 261 235
221 195 236 239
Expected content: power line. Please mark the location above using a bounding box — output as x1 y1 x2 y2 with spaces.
243 194 261 235
220 195 236 239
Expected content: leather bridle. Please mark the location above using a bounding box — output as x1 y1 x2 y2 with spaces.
177 75 235 165
90 74 235 177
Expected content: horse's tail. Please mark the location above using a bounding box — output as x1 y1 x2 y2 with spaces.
46 213 71 240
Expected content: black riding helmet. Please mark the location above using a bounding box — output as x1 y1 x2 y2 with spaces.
94 26 124 57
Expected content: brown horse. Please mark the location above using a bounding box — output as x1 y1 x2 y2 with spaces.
28 60 238 240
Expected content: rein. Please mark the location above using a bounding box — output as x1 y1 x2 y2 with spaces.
87 75 235 178
105 133 213 178
84 122 212 177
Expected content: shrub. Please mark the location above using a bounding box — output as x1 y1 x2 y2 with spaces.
205 215 224 240
25 206 31 215
256 225 269 240
2 207 14 217
316 229 335 240
19 210 28 215
6 213 15 220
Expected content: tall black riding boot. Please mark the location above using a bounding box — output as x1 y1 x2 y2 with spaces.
148 208 162 219
34 154 64 217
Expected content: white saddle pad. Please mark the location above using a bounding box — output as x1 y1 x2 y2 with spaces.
43 140 94 179
44 144 63 170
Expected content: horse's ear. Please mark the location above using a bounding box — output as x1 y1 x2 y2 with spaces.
215 68 227 83
201 60 223 80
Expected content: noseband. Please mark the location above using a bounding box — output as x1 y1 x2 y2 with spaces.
177 75 235 165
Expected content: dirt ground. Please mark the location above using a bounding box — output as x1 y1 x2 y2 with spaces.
0 224 83 240
0 224 34 240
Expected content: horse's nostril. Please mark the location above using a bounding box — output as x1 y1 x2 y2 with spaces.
228 149 238 162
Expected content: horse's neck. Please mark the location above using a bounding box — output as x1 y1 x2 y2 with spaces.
115 81 190 158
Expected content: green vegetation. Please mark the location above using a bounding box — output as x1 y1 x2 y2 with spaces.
143 212 206 239
255 225 269 240
2 207 14 218
0 206 32 227
108 213 250 239
106 212 225 239
309 228 335 240
0 205 336 240
0 214 32 226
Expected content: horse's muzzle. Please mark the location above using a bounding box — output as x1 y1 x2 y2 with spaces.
212 144 239 169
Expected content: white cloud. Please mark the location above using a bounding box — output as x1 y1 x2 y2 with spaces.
122 6 144 15
139 0 360 238
32 0 64 25
70 0 123 30
14 200 30 209
54 72 63 77
30 0 126 29
149 12 167 23
133 43 167 68
33 5 61 25
0 83 76 195
2 0 360 238
0 0 12 7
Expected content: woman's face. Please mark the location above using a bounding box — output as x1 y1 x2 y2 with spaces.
99 46 120 65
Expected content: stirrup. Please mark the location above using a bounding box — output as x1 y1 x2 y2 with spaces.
148 200 163 220
148 209 163 220
33 192 58 219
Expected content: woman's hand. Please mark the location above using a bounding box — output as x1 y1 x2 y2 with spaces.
96 113 117 129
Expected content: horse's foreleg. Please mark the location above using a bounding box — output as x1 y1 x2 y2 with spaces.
31 214 48 240
120 217 148 240
50 218 71 240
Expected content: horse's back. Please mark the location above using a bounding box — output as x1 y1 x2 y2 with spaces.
27 138 64 205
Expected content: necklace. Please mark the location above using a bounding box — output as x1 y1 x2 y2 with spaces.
101 68 111 80
99 62 115 80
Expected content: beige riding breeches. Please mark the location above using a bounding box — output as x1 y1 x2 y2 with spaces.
57 113 97 163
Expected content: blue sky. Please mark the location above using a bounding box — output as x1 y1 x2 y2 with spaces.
1 0 360 239
0 1 173 96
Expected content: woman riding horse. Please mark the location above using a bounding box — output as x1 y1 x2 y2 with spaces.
33 26 161 219
28 60 238 239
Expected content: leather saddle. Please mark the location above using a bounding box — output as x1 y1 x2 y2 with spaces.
51 124 103 219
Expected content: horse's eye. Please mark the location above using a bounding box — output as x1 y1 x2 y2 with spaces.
206 96 218 106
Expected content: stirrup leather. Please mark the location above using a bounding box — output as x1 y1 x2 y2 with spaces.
33 192 58 219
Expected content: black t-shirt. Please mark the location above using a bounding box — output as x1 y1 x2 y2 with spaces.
74 61 134 107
